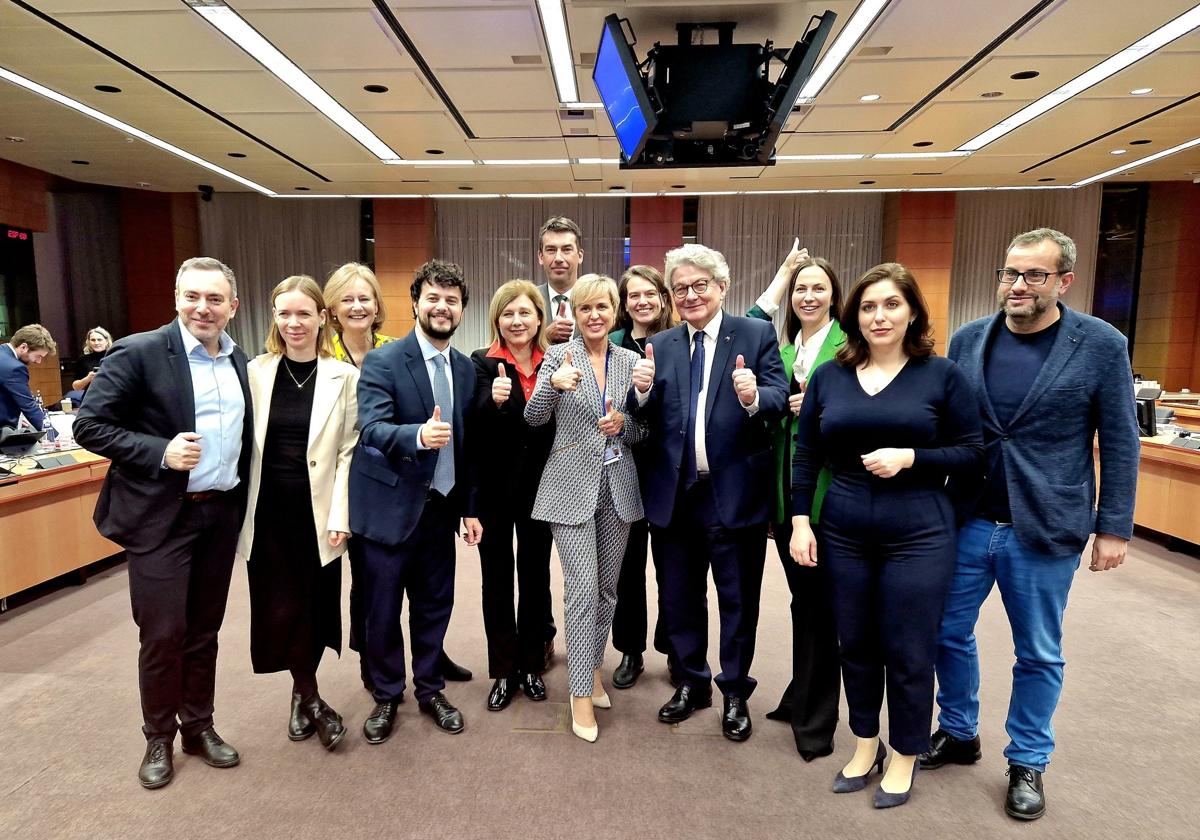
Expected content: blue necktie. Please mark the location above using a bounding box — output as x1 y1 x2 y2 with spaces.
431 354 455 496
684 329 705 487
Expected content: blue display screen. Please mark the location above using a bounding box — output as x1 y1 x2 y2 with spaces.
593 24 651 160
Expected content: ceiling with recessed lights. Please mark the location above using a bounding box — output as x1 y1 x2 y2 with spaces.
0 0 1198 197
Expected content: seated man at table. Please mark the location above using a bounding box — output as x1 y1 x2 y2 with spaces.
1 324 56 432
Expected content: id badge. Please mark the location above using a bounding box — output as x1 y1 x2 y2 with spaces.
603 439 623 465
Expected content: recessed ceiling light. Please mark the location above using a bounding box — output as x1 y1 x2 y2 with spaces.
227 152 246 158
1037 177 1055 182
4 136 24 143
912 141 933 147
980 90 1003 98
94 84 122 93
458 185 474 191
960 9 1200 152
608 185 625 190
1010 70 1040 80
71 160 89 165
1130 87 1154 95
294 186 310 191
798 0 892 101
859 180 876 185
1111 148 1128 155
1129 139 1152 145
671 184 686 189
425 149 445 155
363 84 389 94
859 94 881 102
535 0 579 102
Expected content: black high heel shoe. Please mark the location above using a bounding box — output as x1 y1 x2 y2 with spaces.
832 742 887 793
874 760 918 809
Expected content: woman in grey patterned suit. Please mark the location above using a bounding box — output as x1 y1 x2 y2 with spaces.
525 275 646 742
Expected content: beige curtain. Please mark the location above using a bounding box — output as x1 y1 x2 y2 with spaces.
435 198 626 352
948 186 1102 335
199 194 360 354
697 193 884 327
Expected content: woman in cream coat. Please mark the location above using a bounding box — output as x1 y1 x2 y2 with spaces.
236 274 359 751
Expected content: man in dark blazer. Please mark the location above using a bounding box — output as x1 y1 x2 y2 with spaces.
73 257 252 790
351 259 481 742
629 243 789 742
921 229 1139 821
1 324 56 433
536 215 583 345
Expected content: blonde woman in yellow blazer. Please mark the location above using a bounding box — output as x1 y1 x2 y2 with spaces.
236 275 359 752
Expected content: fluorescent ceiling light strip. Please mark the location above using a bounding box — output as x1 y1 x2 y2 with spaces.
1073 135 1200 186
480 159 571 166
776 154 866 161
872 151 971 159
507 193 584 198
0 65 274 195
797 0 891 101
382 159 477 166
189 4 399 161
428 194 503 199
959 5 1200 152
560 102 604 109
576 158 619 165
536 0 578 102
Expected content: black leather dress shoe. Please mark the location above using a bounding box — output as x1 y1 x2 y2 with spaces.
918 728 982 769
419 692 465 734
721 696 752 742
363 701 398 745
487 678 516 711
138 738 174 790
657 684 713 724
666 656 682 688
181 727 240 768
440 653 473 682
521 672 547 701
612 653 644 689
289 692 316 741
299 694 346 751
1005 765 1046 820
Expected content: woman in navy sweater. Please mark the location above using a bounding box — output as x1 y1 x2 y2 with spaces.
790 263 983 809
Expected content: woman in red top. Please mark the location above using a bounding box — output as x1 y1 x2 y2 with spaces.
468 280 557 711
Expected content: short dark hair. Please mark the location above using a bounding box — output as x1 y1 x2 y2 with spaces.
835 262 934 368
410 259 469 307
782 257 843 345
539 216 582 249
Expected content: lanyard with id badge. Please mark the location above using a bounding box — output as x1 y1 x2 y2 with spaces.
589 347 623 466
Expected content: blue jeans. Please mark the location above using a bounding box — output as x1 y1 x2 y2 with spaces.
934 519 1080 771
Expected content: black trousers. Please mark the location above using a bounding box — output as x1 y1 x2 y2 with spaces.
820 478 958 756
361 494 457 704
478 505 554 676
767 518 841 754
653 478 766 699
611 517 670 658
125 494 239 740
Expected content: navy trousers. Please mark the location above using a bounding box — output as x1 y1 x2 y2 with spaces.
819 477 957 756
653 478 766 700
361 494 457 704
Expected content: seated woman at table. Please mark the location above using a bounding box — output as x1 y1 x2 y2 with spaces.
237 274 359 751
69 327 113 401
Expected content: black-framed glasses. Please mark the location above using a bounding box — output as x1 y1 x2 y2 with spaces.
996 268 1064 286
671 278 712 299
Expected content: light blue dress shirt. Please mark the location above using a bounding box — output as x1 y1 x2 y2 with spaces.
413 327 454 450
176 318 245 492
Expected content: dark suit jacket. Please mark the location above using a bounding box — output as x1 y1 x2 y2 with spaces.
72 322 253 554
947 304 1139 554
0 343 48 431
629 312 789 530
349 331 477 546
468 349 554 520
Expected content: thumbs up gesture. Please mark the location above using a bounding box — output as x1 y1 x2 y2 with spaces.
550 350 583 392
492 361 513 406
632 342 655 393
598 396 624 437
731 353 758 406
420 404 453 449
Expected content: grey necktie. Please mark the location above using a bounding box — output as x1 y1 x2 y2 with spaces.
431 354 455 496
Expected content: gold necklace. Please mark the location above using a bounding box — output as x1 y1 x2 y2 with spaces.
282 357 318 389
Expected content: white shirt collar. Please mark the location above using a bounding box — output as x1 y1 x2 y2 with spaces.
797 319 834 351
686 309 724 344
177 317 234 358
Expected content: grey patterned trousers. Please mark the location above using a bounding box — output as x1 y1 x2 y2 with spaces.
550 468 631 697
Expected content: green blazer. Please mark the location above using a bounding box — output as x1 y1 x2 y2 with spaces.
746 305 845 524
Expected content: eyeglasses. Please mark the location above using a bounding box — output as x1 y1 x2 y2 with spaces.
671 279 713 299
995 268 1065 286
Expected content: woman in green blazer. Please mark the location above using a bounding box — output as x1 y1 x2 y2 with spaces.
748 240 845 761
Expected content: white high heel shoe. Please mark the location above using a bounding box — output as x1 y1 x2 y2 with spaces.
570 698 598 742
592 691 612 709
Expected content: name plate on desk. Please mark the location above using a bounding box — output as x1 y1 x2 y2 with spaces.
1169 437 1200 450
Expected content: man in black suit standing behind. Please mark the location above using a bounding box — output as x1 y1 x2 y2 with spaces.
74 257 253 790
351 259 482 742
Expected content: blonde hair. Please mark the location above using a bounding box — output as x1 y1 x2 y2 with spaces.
487 279 548 351
266 275 334 357
324 262 386 333
572 274 620 313
82 326 113 355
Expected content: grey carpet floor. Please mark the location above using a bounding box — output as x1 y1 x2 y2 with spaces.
0 531 1195 840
